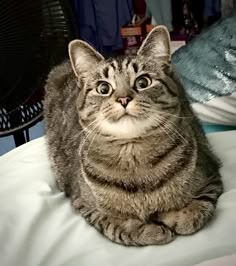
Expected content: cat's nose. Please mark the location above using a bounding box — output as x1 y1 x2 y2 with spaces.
117 96 132 108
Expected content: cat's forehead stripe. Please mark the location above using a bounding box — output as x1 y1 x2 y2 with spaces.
125 59 137 73
132 62 138 73
100 58 140 79
121 59 128 70
110 60 118 71
122 58 131 70
103 66 109 78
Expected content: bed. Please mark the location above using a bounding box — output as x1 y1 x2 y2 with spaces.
0 130 236 266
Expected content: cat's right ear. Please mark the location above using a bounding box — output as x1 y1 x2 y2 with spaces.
137 26 171 63
68 40 104 77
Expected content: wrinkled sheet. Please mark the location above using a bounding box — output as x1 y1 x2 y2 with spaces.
0 131 236 266
196 254 236 266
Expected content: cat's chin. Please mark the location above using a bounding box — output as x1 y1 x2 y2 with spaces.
99 115 153 139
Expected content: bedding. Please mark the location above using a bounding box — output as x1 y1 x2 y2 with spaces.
0 131 236 266
172 12 236 128
196 254 236 266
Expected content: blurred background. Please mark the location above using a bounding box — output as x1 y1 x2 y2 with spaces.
0 0 235 155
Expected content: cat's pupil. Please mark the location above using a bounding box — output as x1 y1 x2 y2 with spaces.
100 84 109 94
138 77 148 88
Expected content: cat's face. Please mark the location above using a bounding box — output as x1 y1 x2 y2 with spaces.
69 26 180 139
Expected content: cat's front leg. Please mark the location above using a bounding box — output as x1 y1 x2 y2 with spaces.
72 198 175 246
156 199 216 235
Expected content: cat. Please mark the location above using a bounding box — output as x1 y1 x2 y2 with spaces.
44 26 223 246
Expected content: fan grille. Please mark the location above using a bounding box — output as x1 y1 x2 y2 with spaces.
0 0 76 136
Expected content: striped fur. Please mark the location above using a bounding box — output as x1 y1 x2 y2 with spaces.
44 26 223 246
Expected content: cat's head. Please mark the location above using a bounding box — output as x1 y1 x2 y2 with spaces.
69 26 182 139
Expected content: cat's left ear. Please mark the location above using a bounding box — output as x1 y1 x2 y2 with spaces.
137 26 171 63
68 40 104 77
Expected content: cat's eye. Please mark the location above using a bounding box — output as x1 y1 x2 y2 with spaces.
96 82 113 96
135 75 151 90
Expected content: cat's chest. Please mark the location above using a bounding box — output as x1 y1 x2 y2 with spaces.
90 141 152 170
85 140 193 220
115 142 143 169
89 181 188 221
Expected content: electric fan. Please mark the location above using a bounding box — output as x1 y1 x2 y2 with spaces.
0 0 77 146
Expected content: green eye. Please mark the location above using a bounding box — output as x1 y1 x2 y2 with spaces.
97 82 112 95
135 75 151 90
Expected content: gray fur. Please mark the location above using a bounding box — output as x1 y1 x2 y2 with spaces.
44 26 223 246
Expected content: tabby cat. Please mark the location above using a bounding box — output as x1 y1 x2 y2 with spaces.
44 26 223 246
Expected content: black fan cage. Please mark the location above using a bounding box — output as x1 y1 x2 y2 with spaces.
0 0 77 138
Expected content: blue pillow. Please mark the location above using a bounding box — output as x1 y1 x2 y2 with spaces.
172 12 236 132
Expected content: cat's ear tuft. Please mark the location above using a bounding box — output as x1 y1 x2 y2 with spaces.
137 26 171 62
68 40 104 77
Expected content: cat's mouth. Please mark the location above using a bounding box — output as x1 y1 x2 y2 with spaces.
118 110 136 120
100 111 152 139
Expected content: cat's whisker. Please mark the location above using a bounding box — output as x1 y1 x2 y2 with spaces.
79 114 114 156
81 118 102 134
159 112 192 119
86 127 101 154
145 106 189 144
79 125 100 156
164 119 189 145
149 108 209 146
87 127 104 154
162 120 189 145
67 117 102 145
139 103 151 108
149 114 187 144
148 115 177 143
102 105 113 113
149 107 193 119
85 115 114 154
151 112 209 147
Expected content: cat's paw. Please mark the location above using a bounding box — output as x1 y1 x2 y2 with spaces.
157 201 215 235
138 223 175 245
158 210 190 234
124 220 175 246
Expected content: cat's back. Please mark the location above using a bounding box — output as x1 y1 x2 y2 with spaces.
44 60 75 100
44 61 80 192
44 60 77 123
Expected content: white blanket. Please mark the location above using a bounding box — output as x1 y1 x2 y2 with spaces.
0 131 236 266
